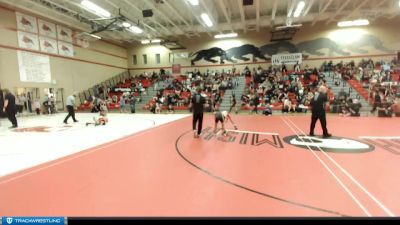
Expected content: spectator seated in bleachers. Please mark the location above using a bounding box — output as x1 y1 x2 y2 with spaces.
392 98 400 117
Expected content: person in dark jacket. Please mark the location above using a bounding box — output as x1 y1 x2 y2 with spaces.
2 89 18 128
309 86 331 138
0 89 4 118
190 87 206 138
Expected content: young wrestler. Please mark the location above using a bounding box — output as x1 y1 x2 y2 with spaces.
214 107 238 135
86 101 108 126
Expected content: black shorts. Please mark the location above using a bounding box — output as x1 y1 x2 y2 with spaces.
215 113 224 123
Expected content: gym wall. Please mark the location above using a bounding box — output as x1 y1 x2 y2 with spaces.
128 17 399 75
0 6 128 100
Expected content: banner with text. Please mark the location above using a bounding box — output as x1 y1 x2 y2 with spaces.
18 51 51 83
272 53 302 65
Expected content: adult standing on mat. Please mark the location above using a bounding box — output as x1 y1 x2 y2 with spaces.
309 86 331 138
63 92 78 124
190 86 206 138
2 89 18 128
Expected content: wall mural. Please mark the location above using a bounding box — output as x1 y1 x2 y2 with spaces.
190 34 393 65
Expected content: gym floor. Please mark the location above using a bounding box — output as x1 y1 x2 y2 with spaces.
0 113 399 217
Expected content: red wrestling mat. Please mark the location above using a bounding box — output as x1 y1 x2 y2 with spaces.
0 115 399 217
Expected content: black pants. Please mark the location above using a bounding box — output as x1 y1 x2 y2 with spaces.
310 113 328 135
6 110 18 127
64 105 77 122
192 113 203 135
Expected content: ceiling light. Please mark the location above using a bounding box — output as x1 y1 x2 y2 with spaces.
122 22 131 28
128 26 143 34
214 33 238 39
293 1 305 18
89 34 101 39
188 0 199 6
81 0 111 18
201 13 213 27
151 39 162 43
338 19 369 27
141 40 151 44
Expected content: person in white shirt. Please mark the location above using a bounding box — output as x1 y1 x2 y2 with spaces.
214 108 237 135
63 93 78 124
34 98 41 115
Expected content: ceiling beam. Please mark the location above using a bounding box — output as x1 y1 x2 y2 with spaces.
255 0 260 32
182 2 212 37
236 0 246 33
302 0 315 17
200 0 219 31
271 0 278 25
344 0 369 20
118 0 163 37
325 0 352 24
311 0 333 26
217 0 233 32
141 0 186 36
287 0 297 17
150 18 174 36
163 0 193 32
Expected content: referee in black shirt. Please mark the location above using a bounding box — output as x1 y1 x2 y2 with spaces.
191 86 206 138
2 89 18 128
309 86 331 138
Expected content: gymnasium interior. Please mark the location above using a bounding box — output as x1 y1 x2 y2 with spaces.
0 0 400 218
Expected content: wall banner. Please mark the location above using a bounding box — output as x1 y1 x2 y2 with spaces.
272 53 302 65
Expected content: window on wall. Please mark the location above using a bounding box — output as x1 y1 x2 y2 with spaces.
133 55 137 65
156 53 161 64
143 54 147 64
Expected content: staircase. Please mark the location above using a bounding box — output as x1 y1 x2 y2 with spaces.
324 71 372 113
219 76 246 111
135 80 161 111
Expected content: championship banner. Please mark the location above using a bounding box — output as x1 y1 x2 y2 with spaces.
18 31 39 51
39 36 58 54
58 41 74 57
38 19 57 39
272 53 302 65
57 25 73 43
16 12 38 33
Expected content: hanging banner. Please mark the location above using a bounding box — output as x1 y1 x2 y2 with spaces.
39 36 58 55
18 31 39 51
38 19 57 39
17 51 51 83
16 12 38 33
173 52 189 59
57 25 73 43
172 64 181 75
76 38 90 48
272 53 302 65
58 41 74 57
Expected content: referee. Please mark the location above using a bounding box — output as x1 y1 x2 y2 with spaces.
309 86 331 138
190 86 206 138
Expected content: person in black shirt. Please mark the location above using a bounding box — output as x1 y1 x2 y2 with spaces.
2 89 18 128
0 89 4 117
309 86 331 138
229 94 237 114
370 90 382 114
190 87 206 138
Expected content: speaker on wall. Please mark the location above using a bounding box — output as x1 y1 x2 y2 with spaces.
142 9 153 17
243 0 253 5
